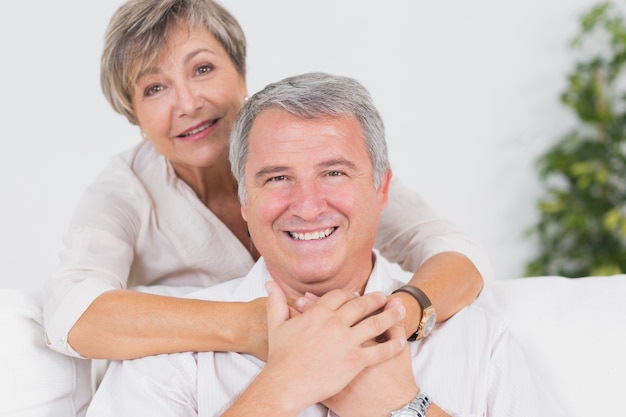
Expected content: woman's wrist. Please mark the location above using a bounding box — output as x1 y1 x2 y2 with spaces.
237 297 268 360
388 291 421 339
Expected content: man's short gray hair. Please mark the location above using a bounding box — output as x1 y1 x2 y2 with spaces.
229 72 390 203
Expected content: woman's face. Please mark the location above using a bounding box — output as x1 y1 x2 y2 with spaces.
131 23 247 174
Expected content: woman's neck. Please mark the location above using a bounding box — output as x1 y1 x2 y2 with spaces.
173 159 238 205
173 160 259 260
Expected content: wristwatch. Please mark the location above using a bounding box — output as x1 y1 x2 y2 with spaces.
392 285 436 341
390 391 431 417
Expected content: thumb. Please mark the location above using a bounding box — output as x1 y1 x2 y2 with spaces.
265 281 289 334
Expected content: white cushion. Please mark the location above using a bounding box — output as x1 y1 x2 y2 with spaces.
477 275 626 417
0 289 92 417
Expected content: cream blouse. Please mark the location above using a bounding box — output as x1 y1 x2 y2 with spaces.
43 141 491 357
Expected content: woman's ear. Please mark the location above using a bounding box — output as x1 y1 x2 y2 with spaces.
241 204 248 222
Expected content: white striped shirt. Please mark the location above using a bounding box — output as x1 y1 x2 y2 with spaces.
87 258 564 417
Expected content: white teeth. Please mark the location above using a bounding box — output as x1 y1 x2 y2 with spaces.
289 228 335 241
181 120 215 137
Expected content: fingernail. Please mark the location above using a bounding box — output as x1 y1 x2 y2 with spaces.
397 303 406 318
295 297 308 310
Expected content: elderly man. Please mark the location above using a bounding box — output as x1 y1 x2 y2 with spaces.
87 72 564 417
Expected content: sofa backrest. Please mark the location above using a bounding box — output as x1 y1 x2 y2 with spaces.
0 289 92 417
2 276 624 417
477 275 626 417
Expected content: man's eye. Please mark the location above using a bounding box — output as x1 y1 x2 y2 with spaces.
327 171 344 177
144 84 163 97
268 175 287 182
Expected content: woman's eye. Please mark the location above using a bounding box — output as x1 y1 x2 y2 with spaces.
144 84 163 97
196 64 214 76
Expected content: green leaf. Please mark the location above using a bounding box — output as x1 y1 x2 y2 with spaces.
525 1 626 278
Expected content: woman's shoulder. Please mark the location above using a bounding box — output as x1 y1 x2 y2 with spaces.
68 142 159 229
104 141 162 177
83 142 163 196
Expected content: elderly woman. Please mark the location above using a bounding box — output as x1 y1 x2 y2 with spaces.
43 0 488 361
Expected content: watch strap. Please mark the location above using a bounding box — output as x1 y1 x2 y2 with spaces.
392 285 434 341
408 391 431 417
393 285 432 310
389 391 431 417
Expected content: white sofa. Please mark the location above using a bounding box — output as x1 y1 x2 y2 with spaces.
1 275 624 417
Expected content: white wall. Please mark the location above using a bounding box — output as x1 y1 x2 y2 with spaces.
0 0 598 289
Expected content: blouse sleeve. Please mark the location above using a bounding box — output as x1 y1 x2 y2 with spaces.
375 176 493 281
43 165 142 358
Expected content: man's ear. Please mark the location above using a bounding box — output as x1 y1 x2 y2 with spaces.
377 169 393 211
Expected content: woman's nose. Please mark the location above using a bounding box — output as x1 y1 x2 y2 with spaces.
176 84 203 117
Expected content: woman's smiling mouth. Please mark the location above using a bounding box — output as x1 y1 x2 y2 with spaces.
178 119 217 138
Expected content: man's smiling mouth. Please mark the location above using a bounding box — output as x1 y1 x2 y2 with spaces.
288 227 336 241
178 120 217 137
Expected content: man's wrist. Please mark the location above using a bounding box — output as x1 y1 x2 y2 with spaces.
389 390 430 417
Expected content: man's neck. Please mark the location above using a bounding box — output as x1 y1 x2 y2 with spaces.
267 252 377 299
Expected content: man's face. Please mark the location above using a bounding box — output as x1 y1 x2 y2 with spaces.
241 108 391 298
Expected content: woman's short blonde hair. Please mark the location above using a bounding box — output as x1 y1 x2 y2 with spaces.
101 0 246 125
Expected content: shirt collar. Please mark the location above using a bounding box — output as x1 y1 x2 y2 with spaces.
232 254 403 301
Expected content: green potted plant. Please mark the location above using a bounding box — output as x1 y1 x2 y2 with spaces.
525 1 626 277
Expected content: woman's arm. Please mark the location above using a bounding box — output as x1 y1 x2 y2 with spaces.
43 152 262 360
376 177 489 335
67 290 267 360
390 251 483 337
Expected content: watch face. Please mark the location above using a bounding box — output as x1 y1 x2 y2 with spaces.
422 308 436 336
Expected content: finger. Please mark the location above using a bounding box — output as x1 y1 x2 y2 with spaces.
265 281 289 333
351 300 406 345
288 305 302 319
379 298 409 342
313 288 361 311
359 330 407 368
333 291 388 327
293 292 320 313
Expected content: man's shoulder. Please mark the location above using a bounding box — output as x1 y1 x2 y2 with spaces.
189 277 247 301
435 302 508 342
188 259 268 302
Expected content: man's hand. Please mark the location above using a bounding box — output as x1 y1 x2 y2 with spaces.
254 281 408 415
322 297 419 417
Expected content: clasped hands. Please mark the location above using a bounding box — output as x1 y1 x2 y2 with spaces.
260 281 419 417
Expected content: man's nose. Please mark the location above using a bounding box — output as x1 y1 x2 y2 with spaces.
289 180 328 221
